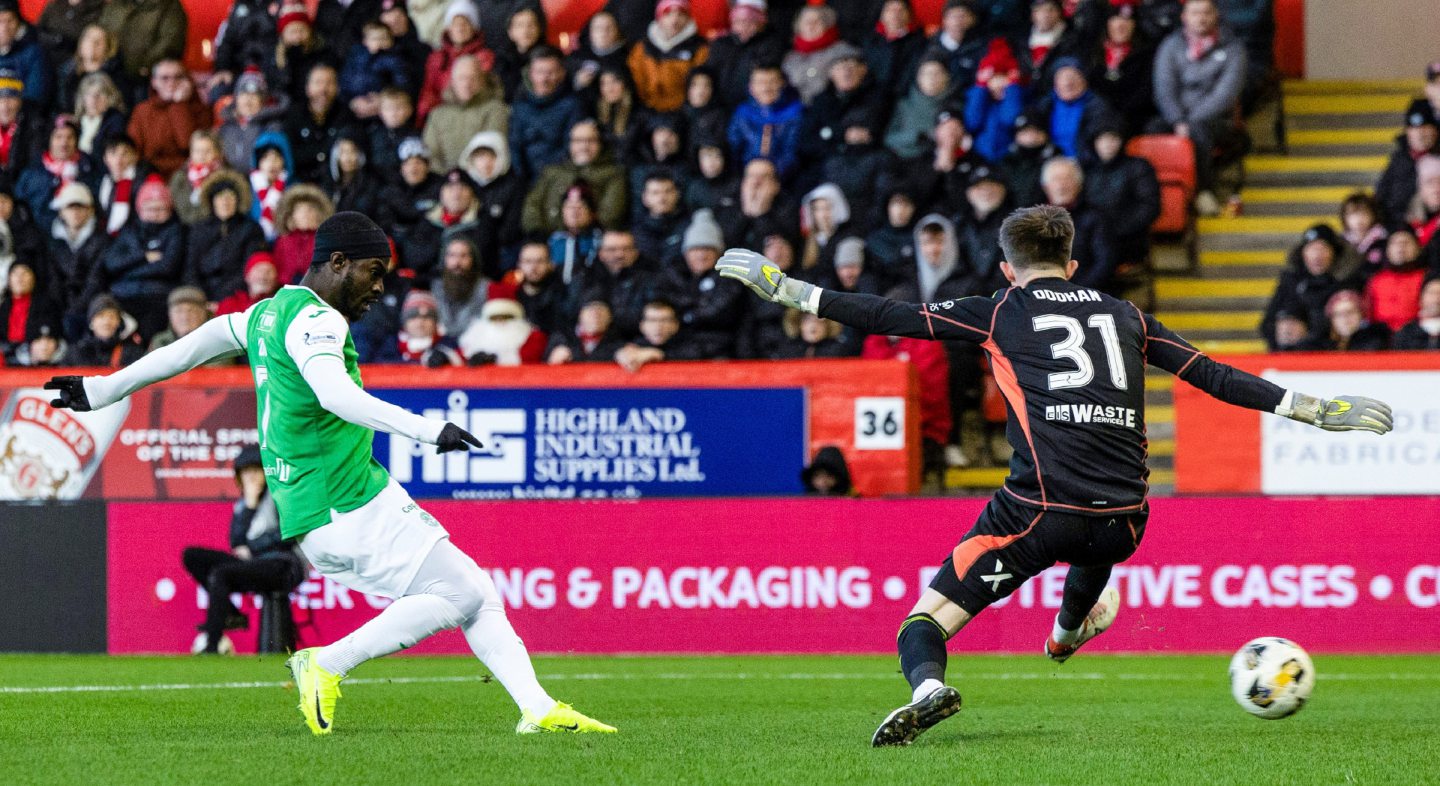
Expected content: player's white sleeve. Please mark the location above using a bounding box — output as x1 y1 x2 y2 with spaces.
285 308 445 445
82 310 250 409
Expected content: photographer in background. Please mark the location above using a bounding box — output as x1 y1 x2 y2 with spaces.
180 446 306 654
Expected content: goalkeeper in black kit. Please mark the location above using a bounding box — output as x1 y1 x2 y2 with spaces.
717 205 1394 747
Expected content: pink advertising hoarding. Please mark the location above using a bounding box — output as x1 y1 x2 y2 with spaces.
108 497 1440 655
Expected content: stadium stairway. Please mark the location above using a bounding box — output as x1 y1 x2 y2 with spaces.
946 79 1414 495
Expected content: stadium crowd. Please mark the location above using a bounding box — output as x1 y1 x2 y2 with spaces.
1258 63 1440 353
0 0 1294 468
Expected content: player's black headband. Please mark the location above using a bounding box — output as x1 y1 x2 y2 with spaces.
312 211 391 263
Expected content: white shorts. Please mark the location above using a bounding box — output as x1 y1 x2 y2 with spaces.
297 478 448 599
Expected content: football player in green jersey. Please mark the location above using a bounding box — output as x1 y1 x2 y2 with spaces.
46 212 615 737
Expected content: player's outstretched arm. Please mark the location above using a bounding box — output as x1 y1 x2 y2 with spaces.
716 248 988 341
46 313 248 412
1140 311 1393 435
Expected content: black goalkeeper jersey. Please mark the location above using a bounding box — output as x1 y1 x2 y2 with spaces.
820 278 1286 515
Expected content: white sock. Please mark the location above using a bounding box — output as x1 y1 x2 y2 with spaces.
911 678 945 703
1052 617 1080 646
316 594 463 676
462 608 556 717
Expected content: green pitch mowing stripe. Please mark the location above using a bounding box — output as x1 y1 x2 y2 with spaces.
1 654 1435 785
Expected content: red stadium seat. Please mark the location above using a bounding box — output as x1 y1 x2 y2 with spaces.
1126 134 1196 235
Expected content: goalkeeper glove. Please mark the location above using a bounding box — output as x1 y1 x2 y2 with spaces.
716 248 820 313
1279 392 1393 435
44 375 94 412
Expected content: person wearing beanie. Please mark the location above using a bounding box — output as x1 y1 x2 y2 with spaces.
269 2 328 107
1374 109 1439 227
215 250 280 316
66 292 144 367
148 284 219 356
387 288 463 366
44 212 620 735
46 180 109 339
656 207 743 358
272 184 336 285
0 1 53 111
376 136 442 239
1031 57 1119 160
417 0 497 122
0 67 42 181
1293 289 1390 352
15 113 99 231
219 68 290 173
400 167 493 288
627 0 708 113
1261 223 1365 350
826 235 880 297
91 174 186 339
707 0 784 110
185 169 266 303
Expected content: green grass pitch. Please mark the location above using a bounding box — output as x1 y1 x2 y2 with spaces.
2 654 1436 785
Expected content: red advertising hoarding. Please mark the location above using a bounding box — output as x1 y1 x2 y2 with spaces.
108 496 1440 655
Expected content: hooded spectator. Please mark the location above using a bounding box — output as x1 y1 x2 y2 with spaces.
271 184 334 284
727 63 804 181
1083 122 1160 284
680 66 728 159
491 5 545 102
546 299 624 365
1151 0 1247 215
0 2 54 110
1261 223 1364 349
1339 191 1388 271
887 57 964 162
1365 228 1428 333
166 130 227 225
799 182 853 276
322 133 381 216
1089 2 1156 136
508 46 585 181
56 24 129 119
567 10 629 103
708 0 784 109
185 170 266 302
963 37 1026 163
92 176 184 338
72 69 127 157
658 208 744 358
1375 110 1439 227
97 0 187 81
45 181 108 337
458 296 545 365
400 167 489 287
248 130 294 240
800 445 854 496
627 0 708 113
1392 278 1440 351
215 250 280 316
147 284 211 353
67 292 143 367
416 0 496 120
782 4 846 104
460 130 523 263
522 119 626 235
126 59 210 178
218 68 289 173
863 0 927 97
15 114 98 232
283 62 358 184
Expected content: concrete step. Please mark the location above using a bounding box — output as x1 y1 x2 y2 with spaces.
1196 215 1334 234
1287 128 1399 146
1246 169 1379 187
1283 94 1412 115
1197 232 1300 252
1286 142 1394 157
1241 201 1352 217
1241 185 1365 204
1155 310 1263 332
1288 112 1407 131
1199 250 1286 267
1245 155 1388 174
1155 277 1274 299
1284 79 1421 95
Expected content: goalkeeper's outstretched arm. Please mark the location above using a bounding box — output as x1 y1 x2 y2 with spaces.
47 312 248 411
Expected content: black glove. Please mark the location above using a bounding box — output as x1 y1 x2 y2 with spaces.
43 375 93 412
436 422 484 454
467 351 497 367
422 349 450 368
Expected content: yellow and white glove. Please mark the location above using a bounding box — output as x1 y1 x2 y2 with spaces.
1279 392 1393 434
716 248 820 314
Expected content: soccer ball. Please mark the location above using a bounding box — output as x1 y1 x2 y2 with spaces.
1228 637 1314 719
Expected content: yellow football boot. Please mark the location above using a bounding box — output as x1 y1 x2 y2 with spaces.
515 702 617 734
285 647 343 735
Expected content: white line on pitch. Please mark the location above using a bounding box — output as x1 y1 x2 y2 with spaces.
1 671 1435 695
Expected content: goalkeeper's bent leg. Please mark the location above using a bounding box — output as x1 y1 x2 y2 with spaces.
897 613 949 696
1054 565 1113 643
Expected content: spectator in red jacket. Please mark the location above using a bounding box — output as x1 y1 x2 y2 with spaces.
215 251 280 316
126 59 211 178
862 331 951 481
1366 227 1427 332
271 184 335 284
417 0 497 121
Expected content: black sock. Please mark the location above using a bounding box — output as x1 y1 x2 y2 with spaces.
897 613 948 691
1057 565 1113 631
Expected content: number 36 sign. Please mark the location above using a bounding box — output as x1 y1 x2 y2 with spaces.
853 397 905 450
